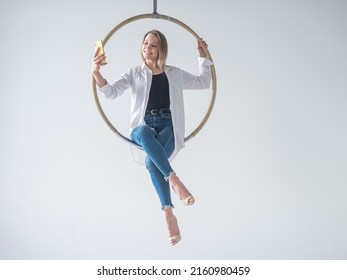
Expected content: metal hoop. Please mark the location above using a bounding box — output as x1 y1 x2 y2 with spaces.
92 13 217 146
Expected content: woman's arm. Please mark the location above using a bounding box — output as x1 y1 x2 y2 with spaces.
180 40 213 90
92 46 132 99
92 47 108 87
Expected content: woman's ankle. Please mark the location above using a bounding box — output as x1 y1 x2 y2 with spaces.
163 206 174 216
168 174 180 186
165 171 176 182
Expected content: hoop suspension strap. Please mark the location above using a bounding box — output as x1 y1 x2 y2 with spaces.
152 0 160 18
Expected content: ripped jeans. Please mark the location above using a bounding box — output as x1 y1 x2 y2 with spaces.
130 112 175 209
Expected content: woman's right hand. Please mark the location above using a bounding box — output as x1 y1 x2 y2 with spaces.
92 47 108 87
92 47 107 74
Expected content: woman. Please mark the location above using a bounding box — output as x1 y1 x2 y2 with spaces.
92 30 213 245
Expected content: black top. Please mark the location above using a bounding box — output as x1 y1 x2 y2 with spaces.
146 72 170 111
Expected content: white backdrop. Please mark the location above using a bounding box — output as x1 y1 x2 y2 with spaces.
1 0 346 259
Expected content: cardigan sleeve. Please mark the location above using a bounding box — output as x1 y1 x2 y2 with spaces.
181 57 214 90
98 68 134 99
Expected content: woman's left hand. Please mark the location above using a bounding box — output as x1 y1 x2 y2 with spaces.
197 39 208 58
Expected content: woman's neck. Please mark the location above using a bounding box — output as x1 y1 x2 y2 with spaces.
145 60 162 75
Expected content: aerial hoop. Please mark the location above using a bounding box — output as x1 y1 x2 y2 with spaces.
92 6 217 147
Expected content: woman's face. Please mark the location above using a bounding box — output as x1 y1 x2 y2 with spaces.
142 33 160 61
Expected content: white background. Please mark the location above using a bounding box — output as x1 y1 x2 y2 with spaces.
1 0 346 259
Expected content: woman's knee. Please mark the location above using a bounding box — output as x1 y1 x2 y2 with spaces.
131 125 155 142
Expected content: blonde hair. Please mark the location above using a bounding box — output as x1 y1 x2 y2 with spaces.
141 29 168 70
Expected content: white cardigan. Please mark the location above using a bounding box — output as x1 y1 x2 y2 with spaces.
98 57 213 162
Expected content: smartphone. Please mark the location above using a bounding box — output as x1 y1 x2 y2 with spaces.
94 40 107 65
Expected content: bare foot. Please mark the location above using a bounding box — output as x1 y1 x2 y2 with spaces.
164 207 181 245
169 174 195 206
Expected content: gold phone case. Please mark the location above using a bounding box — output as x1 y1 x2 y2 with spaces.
94 40 107 64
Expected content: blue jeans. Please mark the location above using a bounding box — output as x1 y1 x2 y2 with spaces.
130 113 175 209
